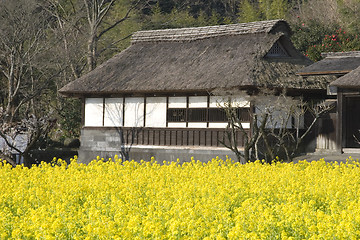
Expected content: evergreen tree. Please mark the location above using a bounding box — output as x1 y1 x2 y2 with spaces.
238 0 289 22
238 0 260 22
270 0 288 19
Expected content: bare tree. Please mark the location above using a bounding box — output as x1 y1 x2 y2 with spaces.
219 98 267 164
0 0 59 167
112 127 142 161
0 0 50 122
104 100 146 161
82 0 149 71
0 115 56 167
218 90 332 163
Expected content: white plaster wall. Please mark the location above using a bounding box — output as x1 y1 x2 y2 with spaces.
208 122 250 129
188 122 207 128
0 134 28 153
104 98 123 127
255 104 293 129
233 122 251 129
85 98 103 127
168 122 187 128
168 97 186 108
209 96 250 108
189 96 207 108
208 122 229 128
124 97 144 127
146 97 167 127
231 96 250 107
293 110 305 129
209 96 225 108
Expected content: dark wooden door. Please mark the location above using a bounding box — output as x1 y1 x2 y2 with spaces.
345 97 360 148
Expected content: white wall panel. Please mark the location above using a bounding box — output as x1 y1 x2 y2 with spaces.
209 96 225 108
168 122 187 128
255 104 293 129
168 97 186 108
232 96 250 107
188 122 207 128
84 98 103 127
208 122 229 128
146 97 167 127
210 96 250 108
189 96 207 108
124 97 144 127
233 122 250 129
104 98 123 127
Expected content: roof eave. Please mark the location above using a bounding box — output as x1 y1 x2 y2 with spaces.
297 70 352 76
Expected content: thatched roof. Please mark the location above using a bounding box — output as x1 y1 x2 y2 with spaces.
297 51 360 76
331 65 360 88
59 20 327 97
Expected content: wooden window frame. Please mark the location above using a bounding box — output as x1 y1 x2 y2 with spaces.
167 106 251 124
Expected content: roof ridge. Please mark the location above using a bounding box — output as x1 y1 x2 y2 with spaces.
322 51 360 58
131 19 287 43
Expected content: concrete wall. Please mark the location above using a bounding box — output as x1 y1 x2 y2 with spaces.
78 128 238 164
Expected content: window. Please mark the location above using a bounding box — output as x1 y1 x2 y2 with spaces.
266 41 289 58
188 108 207 122
167 108 186 122
208 108 227 122
238 108 251 122
167 107 251 123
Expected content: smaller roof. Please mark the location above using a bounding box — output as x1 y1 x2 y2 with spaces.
331 65 360 88
297 51 360 76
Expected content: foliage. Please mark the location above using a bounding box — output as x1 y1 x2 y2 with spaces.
237 0 289 22
56 98 82 138
306 29 360 61
145 0 239 21
0 0 52 122
1 156 360 239
142 4 226 30
288 0 360 60
290 19 339 59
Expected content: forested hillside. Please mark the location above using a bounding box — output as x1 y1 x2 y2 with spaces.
0 0 359 164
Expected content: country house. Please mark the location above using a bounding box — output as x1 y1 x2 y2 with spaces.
297 51 360 153
60 19 329 162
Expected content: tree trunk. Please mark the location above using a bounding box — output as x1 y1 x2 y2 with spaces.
87 32 97 71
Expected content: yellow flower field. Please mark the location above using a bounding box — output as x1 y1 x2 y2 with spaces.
0 156 360 239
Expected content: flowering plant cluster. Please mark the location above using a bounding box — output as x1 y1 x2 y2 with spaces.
1 156 360 239
306 28 360 61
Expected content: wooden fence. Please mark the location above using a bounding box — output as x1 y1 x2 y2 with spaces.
118 127 248 147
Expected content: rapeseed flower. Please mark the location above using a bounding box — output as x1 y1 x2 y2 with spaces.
0 157 359 239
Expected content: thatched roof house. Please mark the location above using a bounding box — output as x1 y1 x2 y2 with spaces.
60 19 325 97
60 20 332 162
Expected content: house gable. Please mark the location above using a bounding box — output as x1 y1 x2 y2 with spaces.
265 41 289 58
